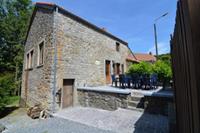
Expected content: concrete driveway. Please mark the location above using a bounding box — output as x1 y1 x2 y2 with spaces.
54 107 169 133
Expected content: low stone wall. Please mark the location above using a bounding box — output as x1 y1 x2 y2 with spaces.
144 95 174 116
77 87 131 111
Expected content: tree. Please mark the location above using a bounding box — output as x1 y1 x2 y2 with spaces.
128 62 153 75
157 53 171 65
0 0 33 110
128 60 172 88
152 60 172 88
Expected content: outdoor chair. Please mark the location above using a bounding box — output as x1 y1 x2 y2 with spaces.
119 74 125 88
141 74 152 90
123 75 132 88
131 74 141 89
150 74 158 89
111 74 117 87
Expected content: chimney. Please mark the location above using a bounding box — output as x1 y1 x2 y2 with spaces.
149 52 152 55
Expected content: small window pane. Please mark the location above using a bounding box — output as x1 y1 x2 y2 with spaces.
116 42 120 52
39 42 44 65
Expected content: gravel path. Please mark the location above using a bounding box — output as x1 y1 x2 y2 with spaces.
54 107 169 133
0 107 169 133
4 117 113 133
0 108 113 133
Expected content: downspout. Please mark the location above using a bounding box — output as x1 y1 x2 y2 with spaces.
52 6 58 113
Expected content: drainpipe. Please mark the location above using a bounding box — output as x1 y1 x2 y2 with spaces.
52 6 58 113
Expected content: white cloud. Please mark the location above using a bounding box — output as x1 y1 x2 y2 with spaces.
148 42 170 55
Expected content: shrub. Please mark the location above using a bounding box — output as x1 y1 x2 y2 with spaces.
128 62 153 75
152 60 172 87
0 73 16 111
128 60 172 88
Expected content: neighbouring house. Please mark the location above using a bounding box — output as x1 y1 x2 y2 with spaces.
134 53 156 63
20 2 137 111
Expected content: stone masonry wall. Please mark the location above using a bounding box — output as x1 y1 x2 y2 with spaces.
21 8 54 109
55 11 131 89
21 6 132 111
77 90 130 111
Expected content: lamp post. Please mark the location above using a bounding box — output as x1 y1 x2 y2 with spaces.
154 13 168 58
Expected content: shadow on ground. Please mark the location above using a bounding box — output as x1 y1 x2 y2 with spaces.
0 106 19 119
133 88 176 133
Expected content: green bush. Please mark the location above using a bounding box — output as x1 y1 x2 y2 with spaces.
128 62 153 75
152 60 172 87
128 60 172 88
0 73 16 111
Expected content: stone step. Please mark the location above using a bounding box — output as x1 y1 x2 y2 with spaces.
128 101 140 107
127 106 144 112
130 96 144 102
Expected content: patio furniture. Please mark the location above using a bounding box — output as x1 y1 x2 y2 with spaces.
111 74 117 87
150 74 158 89
124 75 132 88
141 74 152 90
119 74 125 88
131 74 141 89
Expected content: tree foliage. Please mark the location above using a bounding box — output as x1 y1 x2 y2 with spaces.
157 53 171 65
152 60 172 83
128 60 172 87
0 0 32 110
128 62 153 75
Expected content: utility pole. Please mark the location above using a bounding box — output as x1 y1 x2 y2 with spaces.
154 13 168 58
154 24 158 57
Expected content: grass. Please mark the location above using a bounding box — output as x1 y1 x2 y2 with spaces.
0 96 20 118
6 96 20 107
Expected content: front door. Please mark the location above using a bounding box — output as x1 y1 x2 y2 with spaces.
62 79 74 109
116 63 120 75
105 60 111 84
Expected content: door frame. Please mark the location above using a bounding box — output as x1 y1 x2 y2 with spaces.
105 60 111 84
61 79 74 109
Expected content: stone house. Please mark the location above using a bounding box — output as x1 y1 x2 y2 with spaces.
21 2 137 111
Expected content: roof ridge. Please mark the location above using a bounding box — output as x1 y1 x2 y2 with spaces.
35 2 128 45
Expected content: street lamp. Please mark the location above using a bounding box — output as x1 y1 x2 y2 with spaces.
154 13 168 58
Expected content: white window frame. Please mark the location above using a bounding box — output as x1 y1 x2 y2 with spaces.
26 48 34 70
37 39 45 67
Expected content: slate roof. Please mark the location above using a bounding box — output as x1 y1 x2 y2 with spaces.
134 53 156 62
29 2 128 45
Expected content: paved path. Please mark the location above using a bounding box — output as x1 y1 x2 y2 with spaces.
54 107 169 133
0 108 113 133
1 107 169 133
4 118 113 133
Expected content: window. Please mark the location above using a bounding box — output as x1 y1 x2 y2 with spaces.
116 42 120 52
38 41 44 66
26 49 34 70
30 50 34 68
26 54 29 69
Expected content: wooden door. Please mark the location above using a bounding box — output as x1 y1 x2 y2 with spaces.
116 63 120 75
105 60 111 84
62 79 74 109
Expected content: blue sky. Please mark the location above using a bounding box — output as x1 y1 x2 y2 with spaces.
33 0 177 54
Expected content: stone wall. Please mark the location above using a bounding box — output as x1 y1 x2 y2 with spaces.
21 5 132 111
55 11 131 88
77 89 130 111
21 8 54 109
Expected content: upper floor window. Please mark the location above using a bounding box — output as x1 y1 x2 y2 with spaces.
38 41 44 66
26 49 34 70
116 42 120 52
